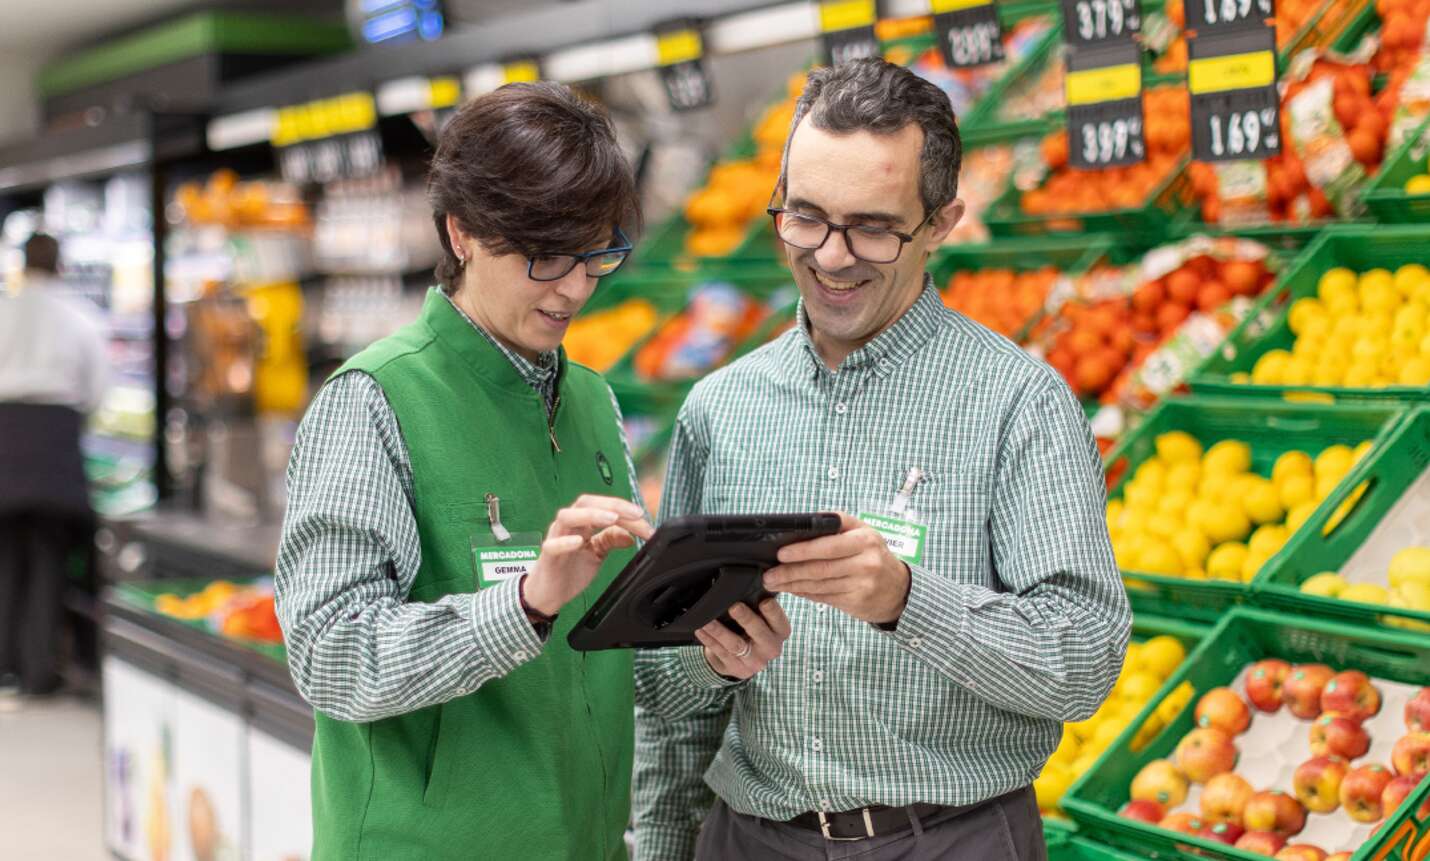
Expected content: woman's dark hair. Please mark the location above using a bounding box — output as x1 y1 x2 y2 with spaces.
429 81 642 291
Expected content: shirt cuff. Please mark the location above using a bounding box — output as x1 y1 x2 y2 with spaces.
882 564 975 681
470 576 546 676
676 644 745 691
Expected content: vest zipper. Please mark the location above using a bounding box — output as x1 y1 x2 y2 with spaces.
547 392 562 453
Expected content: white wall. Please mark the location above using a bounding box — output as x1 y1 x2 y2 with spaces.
0 51 43 145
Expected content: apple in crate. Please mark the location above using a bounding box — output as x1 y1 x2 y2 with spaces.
1158 811 1204 835
1176 727 1239 783
1131 759 1190 807
1340 764 1395 823
1293 755 1350 814
1406 688 1430 733
1309 714 1371 760
1391 733 1430 777
1201 772 1254 825
1244 790 1307 836
1285 665 1335 720
1236 831 1289 855
1274 846 1327 861
1119 799 1166 823
1321 670 1382 722
1199 822 1246 845
1246 659 1293 713
1381 772 1429 817
1197 687 1253 735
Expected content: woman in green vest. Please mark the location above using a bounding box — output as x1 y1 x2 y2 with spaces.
275 81 651 861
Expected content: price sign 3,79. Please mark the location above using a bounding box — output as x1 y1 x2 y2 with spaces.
1061 0 1141 47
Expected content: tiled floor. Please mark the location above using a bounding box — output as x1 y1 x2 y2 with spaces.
0 692 108 860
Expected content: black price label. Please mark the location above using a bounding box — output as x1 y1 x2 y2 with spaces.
656 27 715 112
933 0 1005 68
819 0 881 65
272 93 383 184
1064 42 1147 168
1185 0 1274 33
1188 28 1281 162
1060 0 1141 47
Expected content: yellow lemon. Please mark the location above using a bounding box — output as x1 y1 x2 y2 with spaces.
1242 478 1285 525
1166 461 1201 493
1171 528 1212 569
1293 333 1324 361
1113 536 1140 570
1117 508 1151 536
1285 501 1318 533
1353 336 1389 364
1394 304 1427 334
1147 513 1183 540
1123 481 1160 513
1318 267 1359 304
1207 542 1250 581
1138 636 1187 679
1406 174 1430 195
1158 491 1194 519
1288 298 1327 336
1340 582 1391 605
1278 473 1315 510
1241 548 1274 582
1332 313 1362 338
1344 361 1379 388
1394 263 1430 297
1359 266 1397 296
1314 444 1355 483
1230 371 1252 384
1197 472 1234 502
1282 356 1314 386
1352 440 1373 463
1301 571 1348 597
1204 439 1252 475
1388 547 1430 590
1185 567 1208 580
1134 458 1169 488
1120 672 1164 704
1050 731 1082 767
1251 350 1292 386
1311 364 1345 387
1399 356 1430 386
1360 282 1402 318
1138 540 1184 576
1155 431 1203 464
1248 524 1290 558
1106 499 1125 528
1323 480 1370 534
1201 503 1251 544
1272 450 1313 483
1034 764 1076 811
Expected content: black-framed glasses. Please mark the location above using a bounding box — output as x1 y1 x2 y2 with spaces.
526 227 633 282
766 207 934 265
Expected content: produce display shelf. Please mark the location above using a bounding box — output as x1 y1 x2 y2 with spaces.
1063 607 1430 861
1362 115 1430 225
1190 224 1430 404
983 156 1195 240
1103 396 1408 623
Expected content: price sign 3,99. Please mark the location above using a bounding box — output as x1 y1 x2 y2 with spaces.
1061 0 1141 47
1064 42 1147 169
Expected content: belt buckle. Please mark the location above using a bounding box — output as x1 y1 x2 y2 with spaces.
817 808 876 842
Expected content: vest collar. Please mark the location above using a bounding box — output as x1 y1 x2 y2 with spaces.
420 287 568 396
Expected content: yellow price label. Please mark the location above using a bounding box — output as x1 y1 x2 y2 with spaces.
656 29 703 66
429 77 461 109
503 60 540 84
336 92 377 134
820 0 877 32
1189 50 1275 95
271 107 297 147
271 92 376 145
1065 63 1141 106
931 0 993 12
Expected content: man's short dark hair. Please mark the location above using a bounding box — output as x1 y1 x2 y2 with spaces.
23 232 60 275
428 81 641 291
782 58 963 217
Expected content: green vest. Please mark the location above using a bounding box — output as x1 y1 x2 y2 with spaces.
311 289 635 861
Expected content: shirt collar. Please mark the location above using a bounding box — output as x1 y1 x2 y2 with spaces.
439 289 558 387
791 273 945 378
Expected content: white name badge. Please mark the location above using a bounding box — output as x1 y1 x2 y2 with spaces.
859 512 928 565
470 532 542 589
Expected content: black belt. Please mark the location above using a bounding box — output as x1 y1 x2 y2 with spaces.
784 800 981 841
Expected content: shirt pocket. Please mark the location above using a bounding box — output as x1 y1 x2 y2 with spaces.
908 473 994 589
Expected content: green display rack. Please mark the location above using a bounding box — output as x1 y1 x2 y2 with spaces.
1362 115 1430 225
1063 607 1430 861
1252 406 1430 633
1190 224 1430 404
1103 396 1407 623
1049 836 1154 860
983 156 1195 241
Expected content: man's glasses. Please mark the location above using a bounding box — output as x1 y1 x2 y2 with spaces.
766 208 933 265
527 227 633 282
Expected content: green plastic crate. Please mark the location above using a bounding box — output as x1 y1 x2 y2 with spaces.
111 578 286 664
1170 214 1370 256
1252 406 1430 632
1063 607 1430 861
1363 115 1430 224
1050 836 1155 860
1190 224 1430 404
1103 396 1408 623
983 155 1195 241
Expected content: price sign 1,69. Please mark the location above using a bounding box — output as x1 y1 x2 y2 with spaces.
1069 102 1148 168
1188 28 1281 162
1186 0 1274 32
1061 0 1141 47
933 0 1006 68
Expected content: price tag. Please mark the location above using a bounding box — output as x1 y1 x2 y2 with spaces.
1065 42 1147 168
1185 0 1274 33
655 24 715 112
1060 0 1141 47
502 58 541 84
932 0 1005 68
819 0 881 66
1188 27 1281 162
272 92 384 184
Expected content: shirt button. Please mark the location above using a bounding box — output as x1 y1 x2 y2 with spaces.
834 402 848 415
457 687 470 696
812 670 825 684
827 467 840 480
907 637 923 650
811 738 823 752
513 649 530 661
816 603 829 613
820 799 833 811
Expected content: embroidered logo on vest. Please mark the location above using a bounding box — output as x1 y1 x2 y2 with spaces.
596 451 614 486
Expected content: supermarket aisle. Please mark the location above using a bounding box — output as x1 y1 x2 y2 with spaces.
0 692 108 860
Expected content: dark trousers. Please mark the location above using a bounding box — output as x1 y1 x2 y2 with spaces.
0 512 73 693
695 788 1049 861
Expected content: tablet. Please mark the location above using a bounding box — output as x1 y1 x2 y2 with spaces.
567 512 841 651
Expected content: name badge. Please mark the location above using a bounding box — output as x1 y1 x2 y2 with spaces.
470 529 543 588
859 512 928 565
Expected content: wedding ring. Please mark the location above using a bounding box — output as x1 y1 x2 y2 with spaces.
733 640 753 659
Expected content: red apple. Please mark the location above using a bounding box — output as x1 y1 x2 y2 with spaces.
1200 821 1246 845
1158 811 1204 835
1309 713 1371 760
1131 759 1190 807
1237 831 1289 855
1244 790 1307 836
1197 687 1253 735
1391 733 1430 777
1120 799 1167 823
1201 772 1255 825
1246 659 1293 713
1176 727 1240 783
1285 664 1335 720
1293 755 1350 814
1406 688 1430 734
1321 670 1382 722
1381 772 1427 815
1340 763 1395 823
1275 846 1328 861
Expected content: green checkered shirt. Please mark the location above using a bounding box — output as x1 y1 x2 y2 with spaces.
632 279 1130 860
275 288 640 724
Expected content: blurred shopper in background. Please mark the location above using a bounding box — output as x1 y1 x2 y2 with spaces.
0 232 110 697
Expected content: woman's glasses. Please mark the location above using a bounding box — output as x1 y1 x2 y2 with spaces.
527 228 633 282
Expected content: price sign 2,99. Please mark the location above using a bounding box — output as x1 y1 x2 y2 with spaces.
1060 0 1141 48
932 0 1006 68
1065 43 1147 169
1188 27 1281 162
